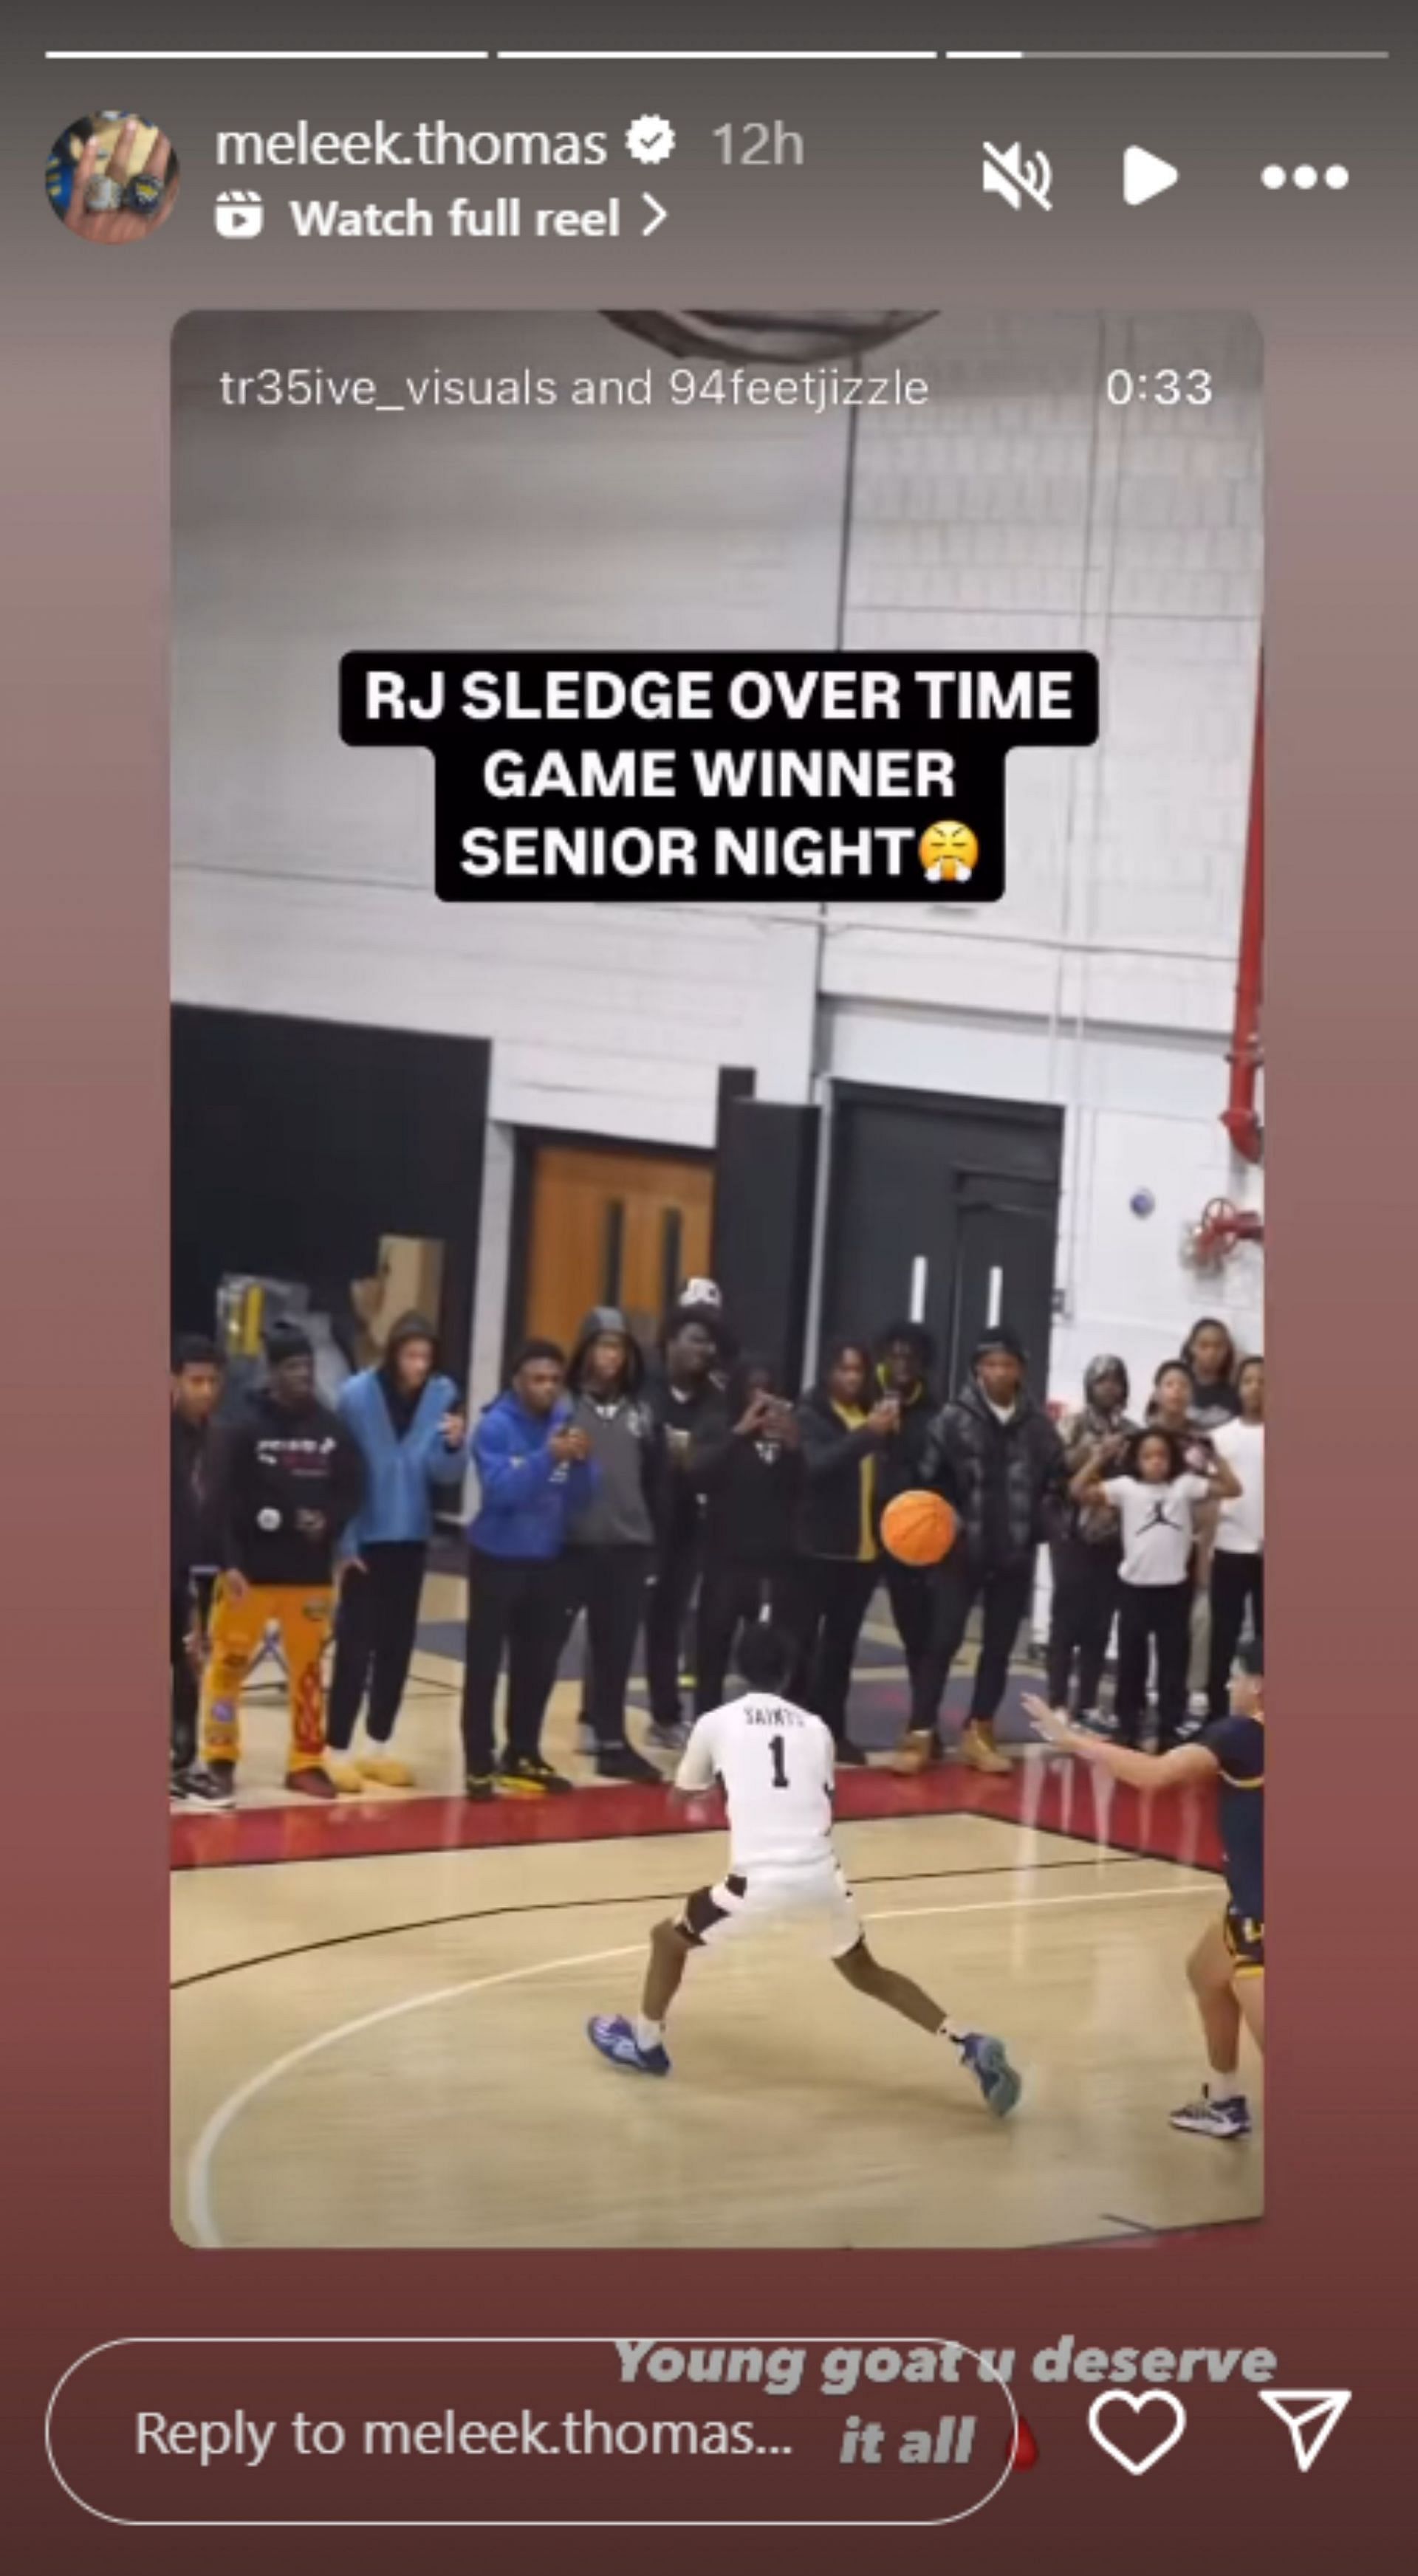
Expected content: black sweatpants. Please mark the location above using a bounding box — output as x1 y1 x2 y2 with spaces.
883 1558 935 1686
1114 1576 1192 1748
695 1554 793 1717
171 1570 216 1773
910 1555 1033 1737
784 1556 879 1745
1207 1550 1264 1720
327 1541 428 1750
1046 1537 1121 1715
460 1550 566 1775
561 1544 653 1749
644 1523 702 1730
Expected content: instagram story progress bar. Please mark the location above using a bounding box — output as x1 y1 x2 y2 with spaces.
43 45 1392 58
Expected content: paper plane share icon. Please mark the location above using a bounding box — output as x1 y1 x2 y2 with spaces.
1258 2389 1352 2471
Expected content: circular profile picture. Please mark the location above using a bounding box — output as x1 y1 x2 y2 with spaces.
47 111 179 243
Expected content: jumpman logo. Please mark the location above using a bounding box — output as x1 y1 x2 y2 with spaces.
1139 1498 1185 1533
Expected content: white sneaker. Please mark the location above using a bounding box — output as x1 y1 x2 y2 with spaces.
1169 2089 1251 2140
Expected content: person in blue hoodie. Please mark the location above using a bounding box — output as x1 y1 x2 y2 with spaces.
463 1339 597 1800
326 1311 466 1790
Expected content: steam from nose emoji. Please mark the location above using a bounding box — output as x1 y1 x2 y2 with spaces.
919 820 979 882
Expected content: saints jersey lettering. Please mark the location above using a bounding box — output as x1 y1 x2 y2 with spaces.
676 1692 836 1875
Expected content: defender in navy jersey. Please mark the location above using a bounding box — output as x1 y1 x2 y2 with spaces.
1024 1638 1265 2141
587 1622 1021 2115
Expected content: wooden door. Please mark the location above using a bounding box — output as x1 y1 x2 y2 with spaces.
522 1143 714 1360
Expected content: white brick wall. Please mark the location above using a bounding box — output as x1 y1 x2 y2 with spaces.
173 308 1264 1395
822 309 1263 1379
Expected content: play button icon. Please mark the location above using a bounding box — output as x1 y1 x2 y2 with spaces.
1124 146 1179 206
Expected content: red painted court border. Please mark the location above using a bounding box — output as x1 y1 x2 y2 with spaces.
171 1760 1224 1875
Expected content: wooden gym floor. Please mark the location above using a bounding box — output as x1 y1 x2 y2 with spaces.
171 1578 1263 2251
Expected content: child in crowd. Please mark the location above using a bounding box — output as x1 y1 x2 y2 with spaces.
1071 1425 1241 1748
1208 1354 1264 1719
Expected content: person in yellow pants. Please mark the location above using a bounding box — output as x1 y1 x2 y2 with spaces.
191 1319 366 1809
200 1574 336 1787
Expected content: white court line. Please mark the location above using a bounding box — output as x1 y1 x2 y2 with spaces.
183 1877 1214 2247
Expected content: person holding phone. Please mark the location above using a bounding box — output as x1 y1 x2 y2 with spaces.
689 1355 804 1716
1148 1356 1225 1720
643 1299 732 1747
462 1342 597 1800
787 1338 900 1761
871 1321 940 1689
1045 1354 1138 1730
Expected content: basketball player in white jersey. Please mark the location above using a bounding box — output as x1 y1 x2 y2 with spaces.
586 1622 1021 2113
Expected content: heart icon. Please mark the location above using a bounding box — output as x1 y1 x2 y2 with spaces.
1087 2391 1188 2476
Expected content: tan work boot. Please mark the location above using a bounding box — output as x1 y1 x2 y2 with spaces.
960 1721 1012 1776
357 1751 414 1789
321 1756 366 1796
886 1728 939 1776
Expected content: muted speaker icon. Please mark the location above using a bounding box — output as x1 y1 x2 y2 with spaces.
982 140 1053 212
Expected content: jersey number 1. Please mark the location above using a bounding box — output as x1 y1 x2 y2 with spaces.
769 1738 789 1790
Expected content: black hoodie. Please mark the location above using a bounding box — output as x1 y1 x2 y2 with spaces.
645 1329 729 1548
223 1385 366 1587
1058 1356 1138 1547
689 1361 804 1565
171 1408 228 1585
919 1377 1066 1574
794 1384 886 1562
565 1306 667 1548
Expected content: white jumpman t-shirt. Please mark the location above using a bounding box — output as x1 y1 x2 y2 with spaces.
1102 1472 1211 1585
676 1692 836 1875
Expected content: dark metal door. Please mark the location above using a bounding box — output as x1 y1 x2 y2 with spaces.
946 1172 1059 1392
821 1088 1062 1398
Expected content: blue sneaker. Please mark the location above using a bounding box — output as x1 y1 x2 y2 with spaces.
587 2014 671 2077
959 2031 1022 2119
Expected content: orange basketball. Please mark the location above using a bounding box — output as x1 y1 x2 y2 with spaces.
881 1488 957 1567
